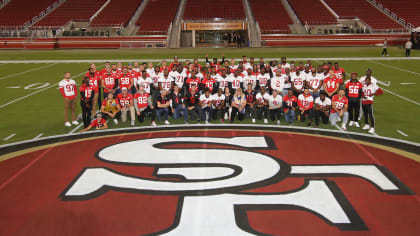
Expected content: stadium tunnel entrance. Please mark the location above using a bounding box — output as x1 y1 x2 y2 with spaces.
180 21 248 48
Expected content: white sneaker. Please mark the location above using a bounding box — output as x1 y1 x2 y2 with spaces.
224 113 228 120
277 120 281 125
337 117 341 122
368 127 375 134
362 124 370 130
151 121 157 126
252 118 256 123
354 122 360 128
349 121 354 127
164 120 170 125
113 119 118 125
264 119 268 124
130 120 135 126
65 122 71 127
72 120 79 125
341 124 347 131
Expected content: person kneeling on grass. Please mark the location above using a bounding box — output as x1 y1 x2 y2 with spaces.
314 91 331 127
199 88 213 124
80 113 108 133
170 85 188 124
282 89 297 124
117 87 136 126
100 93 121 125
268 89 283 125
156 90 171 125
231 88 247 123
134 85 156 126
298 88 314 127
330 89 349 131
184 85 200 122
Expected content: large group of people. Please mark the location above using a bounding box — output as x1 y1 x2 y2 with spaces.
58 55 382 134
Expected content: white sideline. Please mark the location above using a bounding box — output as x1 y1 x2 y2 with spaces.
0 57 419 64
382 88 420 106
369 60 420 77
0 63 57 80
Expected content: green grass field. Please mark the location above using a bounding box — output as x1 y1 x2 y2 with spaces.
0 47 419 145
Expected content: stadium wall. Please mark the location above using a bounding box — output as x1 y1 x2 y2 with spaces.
0 34 409 49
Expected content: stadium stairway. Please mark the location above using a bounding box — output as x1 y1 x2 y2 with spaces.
280 0 306 34
167 0 187 48
121 0 150 35
242 0 260 47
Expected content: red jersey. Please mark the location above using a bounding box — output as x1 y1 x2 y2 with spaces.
333 67 345 81
298 94 314 111
202 78 216 92
324 76 340 93
117 93 133 108
90 118 106 128
169 62 180 71
119 73 133 90
85 71 100 91
345 81 363 98
331 95 348 114
102 74 117 93
79 84 94 100
283 95 297 112
134 92 150 109
186 77 201 89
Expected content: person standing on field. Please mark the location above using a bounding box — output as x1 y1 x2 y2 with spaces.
382 38 389 57
59 72 79 127
405 39 412 57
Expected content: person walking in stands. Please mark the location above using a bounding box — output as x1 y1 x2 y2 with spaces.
382 38 389 57
405 39 412 57
59 72 79 127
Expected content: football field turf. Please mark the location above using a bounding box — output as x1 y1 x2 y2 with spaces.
0 47 419 145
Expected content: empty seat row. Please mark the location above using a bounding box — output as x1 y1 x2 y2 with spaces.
136 0 180 35
287 0 337 25
183 0 245 20
250 0 292 34
91 0 143 27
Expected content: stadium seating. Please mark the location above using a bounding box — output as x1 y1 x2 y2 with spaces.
183 0 245 20
136 0 180 35
376 0 420 27
91 0 143 27
0 0 56 26
35 0 107 27
324 0 404 30
250 0 292 34
287 0 337 25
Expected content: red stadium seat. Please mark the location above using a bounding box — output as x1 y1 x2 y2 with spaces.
0 0 57 26
250 0 292 34
136 0 180 35
376 0 420 27
287 0 337 25
91 0 143 27
183 0 245 20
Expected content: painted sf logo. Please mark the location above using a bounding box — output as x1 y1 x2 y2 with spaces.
61 137 413 235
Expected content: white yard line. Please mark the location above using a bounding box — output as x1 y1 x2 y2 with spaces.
0 57 419 64
33 133 44 139
369 60 420 77
3 134 16 141
68 123 83 134
0 63 57 80
381 88 420 106
397 130 408 137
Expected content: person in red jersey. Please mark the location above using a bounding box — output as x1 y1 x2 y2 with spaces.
345 72 363 128
330 89 349 130
101 68 118 98
244 83 257 123
119 67 133 93
80 113 108 133
160 60 169 72
192 58 202 72
323 69 340 98
283 89 297 124
333 62 346 85
362 76 382 134
134 84 156 126
101 93 121 125
202 71 217 93
99 61 111 76
169 56 180 71
205 53 225 71
79 77 95 128
298 88 314 126
117 87 135 126
86 66 101 116
314 91 331 127
59 72 79 127
186 72 201 92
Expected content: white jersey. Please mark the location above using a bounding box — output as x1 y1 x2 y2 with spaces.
230 75 243 90
307 73 324 90
268 95 283 109
283 74 292 89
256 92 270 104
298 94 314 109
243 73 257 89
257 73 270 88
362 83 379 103
359 76 378 86
216 74 230 90
137 77 153 94
59 79 76 97
170 70 187 88
146 68 154 75
149 71 162 87
243 62 252 70
280 63 290 69
212 93 225 108
158 76 174 91
314 97 331 108
199 94 213 108
271 76 285 92
291 73 306 90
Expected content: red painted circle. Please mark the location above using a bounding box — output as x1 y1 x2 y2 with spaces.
0 130 419 235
